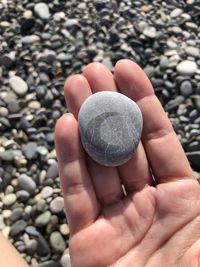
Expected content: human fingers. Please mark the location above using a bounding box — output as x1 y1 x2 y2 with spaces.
114 59 194 183
55 114 100 234
83 62 152 194
64 74 92 119
64 72 123 206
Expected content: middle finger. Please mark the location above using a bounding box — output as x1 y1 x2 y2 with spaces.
83 62 152 194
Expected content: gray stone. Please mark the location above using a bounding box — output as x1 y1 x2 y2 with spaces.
18 174 36 195
17 244 26 253
36 199 47 212
65 18 79 28
37 146 48 156
180 80 193 97
61 254 71 267
22 142 37 160
35 211 51 227
0 107 8 117
2 193 17 206
77 3 87 9
16 190 30 202
159 56 169 70
170 8 183 18
9 76 28 96
188 142 200 152
53 11 66 22
10 220 27 237
0 150 14 161
186 152 200 171
0 53 14 68
78 92 143 166
41 186 54 199
26 239 38 255
50 231 66 253
185 46 199 57
50 197 64 214
10 207 23 221
34 3 50 20
7 101 20 114
102 57 113 70
28 100 41 110
21 35 40 44
185 22 198 30
143 26 157 38
176 60 197 76
46 163 58 179
165 96 185 111
37 234 51 256
25 226 40 237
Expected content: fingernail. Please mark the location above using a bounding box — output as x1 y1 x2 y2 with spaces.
63 112 74 118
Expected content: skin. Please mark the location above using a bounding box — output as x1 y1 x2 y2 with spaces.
55 59 200 267
0 232 29 267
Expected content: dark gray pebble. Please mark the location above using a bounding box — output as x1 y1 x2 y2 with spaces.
16 190 30 203
78 92 143 166
25 226 40 237
180 80 193 97
26 239 38 255
18 174 36 195
22 142 37 160
10 220 27 237
7 101 20 114
186 151 200 171
37 234 51 257
10 207 23 222
46 163 58 179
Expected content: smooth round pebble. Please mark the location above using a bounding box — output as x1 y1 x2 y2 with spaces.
180 80 193 97
26 239 38 255
41 186 54 199
9 76 28 96
46 163 58 179
170 8 183 18
176 60 197 76
16 190 30 202
60 224 70 236
34 3 50 20
35 211 51 227
2 193 17 206
10 219 27 237
185 46 199 57
61 254 71 267
50 197 64 214
50 231 66 253
78 92 143 166
18 174 36 195
143 26 157 38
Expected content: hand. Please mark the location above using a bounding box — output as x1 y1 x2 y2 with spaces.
55 59 200 267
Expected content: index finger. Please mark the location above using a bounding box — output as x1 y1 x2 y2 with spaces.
114 59 194 183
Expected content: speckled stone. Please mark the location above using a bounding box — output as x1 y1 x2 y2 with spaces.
78 92 143 166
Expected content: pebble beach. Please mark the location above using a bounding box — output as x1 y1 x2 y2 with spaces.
0 1 200 266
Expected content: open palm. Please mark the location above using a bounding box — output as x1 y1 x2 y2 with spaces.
55 60 200 267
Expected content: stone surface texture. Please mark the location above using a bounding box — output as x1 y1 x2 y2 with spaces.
78 92 143 166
